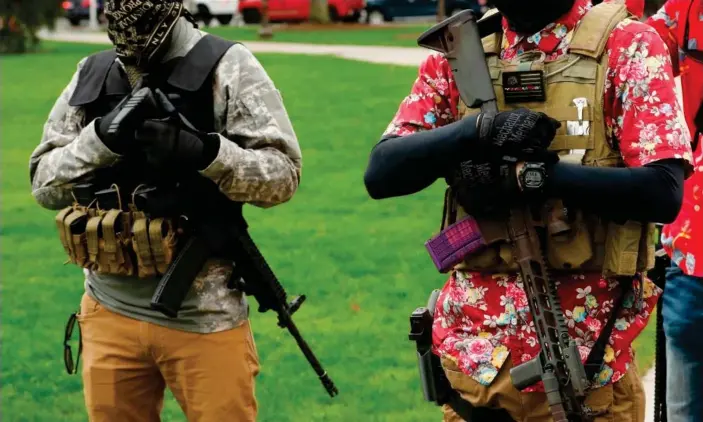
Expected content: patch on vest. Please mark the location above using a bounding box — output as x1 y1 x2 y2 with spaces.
502 70 546 103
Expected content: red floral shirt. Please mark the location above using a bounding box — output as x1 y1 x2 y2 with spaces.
383 0 693 390
647 0 703 277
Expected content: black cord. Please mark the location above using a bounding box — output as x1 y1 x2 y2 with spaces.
654 301 668 422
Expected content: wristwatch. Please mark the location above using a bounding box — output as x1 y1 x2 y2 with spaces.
518 162 547 194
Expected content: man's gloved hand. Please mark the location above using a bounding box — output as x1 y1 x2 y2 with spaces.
95 101 137 154
476 108 561 157
452 152 559 215
134 119 220 171
95 87 162 154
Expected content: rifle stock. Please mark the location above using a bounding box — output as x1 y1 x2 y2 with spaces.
417 10 500 110
418 11 591 421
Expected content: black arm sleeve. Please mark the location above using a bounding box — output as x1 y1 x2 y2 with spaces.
363 115 479 199
548 159 685 223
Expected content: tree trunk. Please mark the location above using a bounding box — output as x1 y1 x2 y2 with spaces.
436 0 446 22
258 0 273 39
309 0 330 24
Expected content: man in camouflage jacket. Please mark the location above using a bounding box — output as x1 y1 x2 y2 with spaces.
28 1 302 421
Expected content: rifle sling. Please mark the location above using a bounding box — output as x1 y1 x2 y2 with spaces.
583 277 632 381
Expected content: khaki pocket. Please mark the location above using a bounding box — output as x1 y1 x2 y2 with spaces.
65 208 89 267
439 356 491 407
77 293 104 321
101 210 135 276
637 223 656 271
603 221 643 277
55 207 75 260
86 212 106 272
583 383 615 421
131 211 158 279
148 218 178 275
545 200 571 236
460 246 503 270
610 368 646 421
547 210 594 270
70 233 89 267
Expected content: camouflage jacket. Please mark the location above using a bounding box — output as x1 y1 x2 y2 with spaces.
29 19 302 332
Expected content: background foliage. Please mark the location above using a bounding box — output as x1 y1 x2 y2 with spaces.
0 0 62 53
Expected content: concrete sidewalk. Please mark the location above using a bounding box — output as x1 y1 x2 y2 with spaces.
37 28 432 66
37 27 664 422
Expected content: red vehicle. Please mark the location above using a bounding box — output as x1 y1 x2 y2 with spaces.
239 0 365 23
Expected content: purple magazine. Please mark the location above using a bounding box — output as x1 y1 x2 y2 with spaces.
425 215 487 273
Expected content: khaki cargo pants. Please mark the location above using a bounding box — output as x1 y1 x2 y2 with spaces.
77 293 260 422
441 357 645 422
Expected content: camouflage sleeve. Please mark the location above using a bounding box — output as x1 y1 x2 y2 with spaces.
204 43 302 208
29 58 122 210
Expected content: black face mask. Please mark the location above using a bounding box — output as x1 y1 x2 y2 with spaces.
491 0 577 35
105 0 183 69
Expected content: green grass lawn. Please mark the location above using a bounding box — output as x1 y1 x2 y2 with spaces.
203 23 431 47
0 42 657 422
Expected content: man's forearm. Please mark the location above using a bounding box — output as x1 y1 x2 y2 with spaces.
547 159 685 223
30 119 121 210
364 115 480 199
200 138 300 208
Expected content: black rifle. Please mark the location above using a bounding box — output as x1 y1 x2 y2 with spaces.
115 89 339 398
648 224 669 422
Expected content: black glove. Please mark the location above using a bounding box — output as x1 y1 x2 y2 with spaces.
95 103 135 154
134 119 220 171
95 88 162 154
476 108 561 157
452 152 559 216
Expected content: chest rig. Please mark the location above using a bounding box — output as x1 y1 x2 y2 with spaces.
55 34 236 280
448 2 656 277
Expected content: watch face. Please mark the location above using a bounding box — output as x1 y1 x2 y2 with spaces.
523 169 544 189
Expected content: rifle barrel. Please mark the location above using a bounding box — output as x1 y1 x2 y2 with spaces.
283 315 339 397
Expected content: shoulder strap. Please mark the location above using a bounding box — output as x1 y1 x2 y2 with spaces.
583 277 632 381
69 50 118 107
570 1 630 59
167 34 239 92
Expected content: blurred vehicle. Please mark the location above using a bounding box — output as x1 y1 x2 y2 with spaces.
183 0 199 15
193 0 239 25
238 0 365 24
363 0 483 24
62 0 105 27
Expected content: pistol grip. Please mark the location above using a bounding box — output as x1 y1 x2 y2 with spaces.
510 356 543 391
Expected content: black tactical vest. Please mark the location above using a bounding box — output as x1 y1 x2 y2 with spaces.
68 34 237 195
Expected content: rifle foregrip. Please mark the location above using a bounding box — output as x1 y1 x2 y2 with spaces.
510 357 543 391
